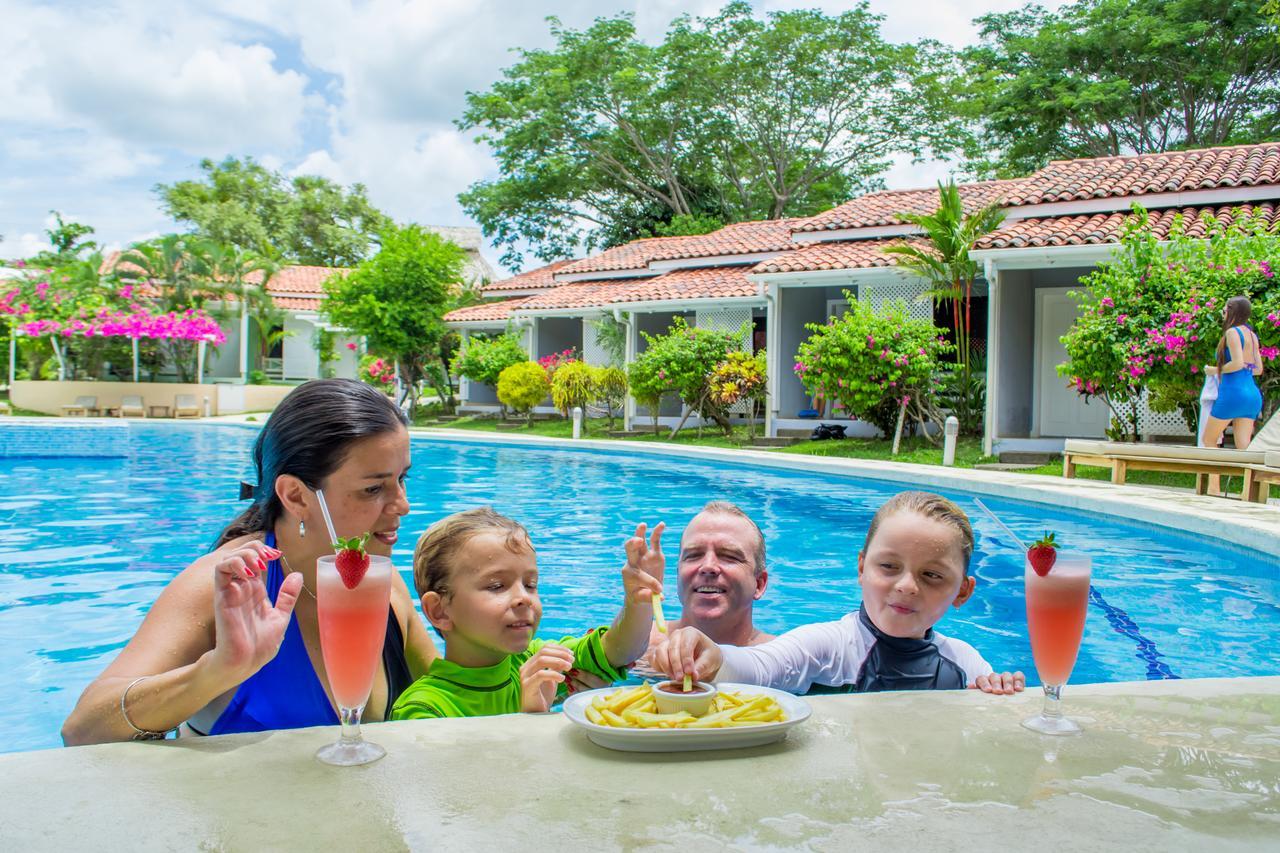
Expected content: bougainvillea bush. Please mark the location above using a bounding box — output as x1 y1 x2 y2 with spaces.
359 354 397 394
793 293 952 438
1060 206 1278 440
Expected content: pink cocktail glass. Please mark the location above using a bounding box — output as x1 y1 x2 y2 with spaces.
315 553 393 765
1023 551 1091 735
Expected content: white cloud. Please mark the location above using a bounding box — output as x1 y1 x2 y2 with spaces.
0 0 1077 266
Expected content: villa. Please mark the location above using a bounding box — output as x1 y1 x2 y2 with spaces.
446 142 1280 455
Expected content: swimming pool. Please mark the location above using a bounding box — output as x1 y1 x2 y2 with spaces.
1 423 1276 753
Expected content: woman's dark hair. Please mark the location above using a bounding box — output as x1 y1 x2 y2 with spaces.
215 379 408 548
1216 295 1254 372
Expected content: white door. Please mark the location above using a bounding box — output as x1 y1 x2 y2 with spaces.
1036 288 1109 437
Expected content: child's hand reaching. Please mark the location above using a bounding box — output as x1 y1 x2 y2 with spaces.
622 521 666 604
971 671 1025 695
650 626 722 684
519 644 575 713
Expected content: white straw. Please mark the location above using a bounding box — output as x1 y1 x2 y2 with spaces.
973 497 1028 552
314 488 340 548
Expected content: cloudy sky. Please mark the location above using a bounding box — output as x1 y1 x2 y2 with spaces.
1 0 1065 271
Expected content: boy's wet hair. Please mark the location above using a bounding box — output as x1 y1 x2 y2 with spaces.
697 501 766 577
862 491 974 573
413 507 533 599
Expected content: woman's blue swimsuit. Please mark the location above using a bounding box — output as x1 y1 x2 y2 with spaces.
204 534 412 735
1210 327 1263 421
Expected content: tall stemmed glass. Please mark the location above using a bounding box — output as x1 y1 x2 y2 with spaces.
1023 552 1091 735
315 552 393 765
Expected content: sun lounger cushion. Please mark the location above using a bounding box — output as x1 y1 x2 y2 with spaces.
1266 451 1280 469
1063 439 1265 464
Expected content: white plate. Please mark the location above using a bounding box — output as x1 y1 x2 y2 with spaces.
562 683 811 753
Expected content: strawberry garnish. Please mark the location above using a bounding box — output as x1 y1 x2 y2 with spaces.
334 534 371 589
1028 532 1058 577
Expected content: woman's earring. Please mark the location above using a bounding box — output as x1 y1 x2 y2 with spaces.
299 520 306 538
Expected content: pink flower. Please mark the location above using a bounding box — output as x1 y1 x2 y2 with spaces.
346 342 357 351
381 374 392 383
1116 314 1128 324
1261 346 1279 361
1101 297 1114 308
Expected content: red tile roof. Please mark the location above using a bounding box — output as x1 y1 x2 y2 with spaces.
796 182 1027 232
250 265 349 294
556 219 805 275
974 203 1279 250
443 297 532 323
272 295 323 311
510 267 759 312
753 238 922 273
482 259 577 293
1010 142 1280 205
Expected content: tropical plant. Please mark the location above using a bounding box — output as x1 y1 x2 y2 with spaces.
707 349 768 439
550 359 594 416
537 347 579 380
794 294 953 438
497 360 551 423
627 357 668 434
590 315 628 367
359 354 397 394
591 365 629 428
1059 206 1280 439
454 333 529 387
322 224 464 417
629 317 750 437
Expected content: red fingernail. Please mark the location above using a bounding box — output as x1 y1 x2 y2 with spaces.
245 567 255 578
257 558 266 571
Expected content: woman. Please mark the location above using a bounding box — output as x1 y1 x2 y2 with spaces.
61 379 438 744
1202 296 1264 455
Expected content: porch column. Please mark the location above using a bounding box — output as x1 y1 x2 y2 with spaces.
458 329 470 404
623 312 637 432
197 339 207 385
7 327 15 387
131 337 139 382
764 282 780 438
983 260 1000 458
239 284 249 383
524 319 537 359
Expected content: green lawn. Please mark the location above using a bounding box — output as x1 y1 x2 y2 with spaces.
416 414 1228 493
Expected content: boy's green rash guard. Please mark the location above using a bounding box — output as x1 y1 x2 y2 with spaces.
389 627 626 720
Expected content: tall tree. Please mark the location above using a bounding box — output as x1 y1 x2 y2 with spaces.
26 212 98 267
459 2 953 269
156 157 391 267
321 225 464 416
960 0 1280 178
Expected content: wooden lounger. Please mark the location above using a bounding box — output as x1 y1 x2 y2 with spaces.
1062 440 1262 498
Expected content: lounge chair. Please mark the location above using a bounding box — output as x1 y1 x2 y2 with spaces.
173 394 200 419
61 396 99 417
118 396 146 418
1063 408 1279 497
1242 450 1280 504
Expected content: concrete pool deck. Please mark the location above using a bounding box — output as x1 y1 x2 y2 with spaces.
1 677 1276 851
412 428 1280 557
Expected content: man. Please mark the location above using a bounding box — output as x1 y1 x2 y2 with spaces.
566 501 774 694
660 501 774 647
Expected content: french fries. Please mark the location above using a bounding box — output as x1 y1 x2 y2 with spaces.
652 594 668 634
584 684 786 729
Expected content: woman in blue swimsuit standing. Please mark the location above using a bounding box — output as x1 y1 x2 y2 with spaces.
62 379 439 744
1202 295 1265 453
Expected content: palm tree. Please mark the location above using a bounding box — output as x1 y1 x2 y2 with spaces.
882 181 1005 375
207 243 283 380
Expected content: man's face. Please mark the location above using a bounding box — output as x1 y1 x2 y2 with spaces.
676 511 766 630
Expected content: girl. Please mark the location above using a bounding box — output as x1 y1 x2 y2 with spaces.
1202 295 1264 453
653 491 1024 696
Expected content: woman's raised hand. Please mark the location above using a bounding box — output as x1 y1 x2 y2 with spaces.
206 541 303 682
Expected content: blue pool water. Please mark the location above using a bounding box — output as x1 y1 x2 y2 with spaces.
1 423 1277 753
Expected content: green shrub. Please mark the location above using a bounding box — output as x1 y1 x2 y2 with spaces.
455 334 528 388
248 369 268 385
629 317 748 435
550 360 592 415
794 293 952 438
496 360 550 422
592 366 629 428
